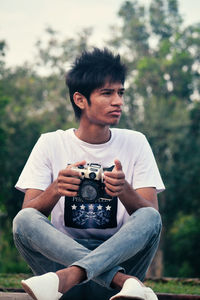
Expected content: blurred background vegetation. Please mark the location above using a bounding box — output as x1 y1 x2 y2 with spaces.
0 0 199 278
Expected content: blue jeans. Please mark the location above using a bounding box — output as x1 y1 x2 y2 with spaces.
13 207 161 293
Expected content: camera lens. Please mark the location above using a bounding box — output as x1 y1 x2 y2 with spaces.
81 185 97 201
79 179 100 201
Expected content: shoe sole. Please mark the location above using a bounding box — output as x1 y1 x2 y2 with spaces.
22 281 38 300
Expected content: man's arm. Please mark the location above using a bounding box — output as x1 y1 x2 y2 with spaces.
103 159 158 215
22 160 86 217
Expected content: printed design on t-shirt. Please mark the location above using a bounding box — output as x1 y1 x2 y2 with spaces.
64 164 118 229
64 196 117 229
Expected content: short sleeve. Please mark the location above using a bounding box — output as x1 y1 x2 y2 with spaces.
15 134 53 193
132 135 165 193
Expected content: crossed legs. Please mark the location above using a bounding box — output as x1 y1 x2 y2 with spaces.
13 207 162 294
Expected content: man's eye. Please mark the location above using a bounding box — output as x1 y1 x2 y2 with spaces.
103 92 111 95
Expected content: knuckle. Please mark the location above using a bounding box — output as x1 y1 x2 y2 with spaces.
57 177 63 184
57 188 63 195
59 169 65 175
57 181 62 189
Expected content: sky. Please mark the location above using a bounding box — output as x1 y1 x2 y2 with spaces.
1 0 200 68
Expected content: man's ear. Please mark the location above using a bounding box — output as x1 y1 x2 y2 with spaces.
73 92 86 110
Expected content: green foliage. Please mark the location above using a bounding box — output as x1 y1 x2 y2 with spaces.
0 28 89 273
165 214 200 277
149 0 182 39
0 273 30 289
0 219 30 273
35 26 93 75
109 0 200 277
145 278 200 295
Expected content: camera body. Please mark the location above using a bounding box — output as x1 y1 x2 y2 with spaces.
70 163 113 202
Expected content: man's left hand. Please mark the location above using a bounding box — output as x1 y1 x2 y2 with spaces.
103 159 125 197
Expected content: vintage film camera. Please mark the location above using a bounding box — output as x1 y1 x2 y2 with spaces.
70 163 113 202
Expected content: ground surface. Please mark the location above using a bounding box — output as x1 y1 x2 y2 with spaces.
0 274 199 298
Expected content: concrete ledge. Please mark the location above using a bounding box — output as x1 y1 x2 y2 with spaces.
0 293 31 300
0 292 200 300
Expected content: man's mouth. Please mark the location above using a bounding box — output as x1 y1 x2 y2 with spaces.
109 110 122 117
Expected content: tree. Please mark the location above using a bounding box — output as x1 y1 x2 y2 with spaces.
109 0 200 277
0 28 92 272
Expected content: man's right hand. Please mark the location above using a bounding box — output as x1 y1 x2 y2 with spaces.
22 160 86 217
57 160 86 197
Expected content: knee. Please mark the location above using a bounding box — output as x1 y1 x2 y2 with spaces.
13 207 38 236
133 207 162 235
142 207 162 234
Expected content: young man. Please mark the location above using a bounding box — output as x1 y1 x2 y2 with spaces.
13 48 165 300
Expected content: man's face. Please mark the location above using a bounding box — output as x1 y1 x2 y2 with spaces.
81 82 125 126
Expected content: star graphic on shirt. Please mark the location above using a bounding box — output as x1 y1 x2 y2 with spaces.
71 204 77 210
80 204 85 210
106 205 111 211
97 204 103 210
89 204 94 210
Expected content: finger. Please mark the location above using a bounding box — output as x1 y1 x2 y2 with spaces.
74 160 87 167
58 175 81 185
104 176 125 186
58 183 80 192
66 161 86 178
60 169 82 179
58 189 79 197
114 159 122 171
105 187 122 197
105 182 123 193
104 171 125 179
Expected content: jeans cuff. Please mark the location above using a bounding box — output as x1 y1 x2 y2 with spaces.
70 262 125 289
96 266 125 290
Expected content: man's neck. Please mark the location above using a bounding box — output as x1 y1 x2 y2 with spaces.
75 125 111 144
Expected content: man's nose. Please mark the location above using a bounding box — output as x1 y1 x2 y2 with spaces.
112 93 123 106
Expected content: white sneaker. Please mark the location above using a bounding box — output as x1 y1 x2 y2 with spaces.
21 272 63 300
143 287 158 300
110 278 158 300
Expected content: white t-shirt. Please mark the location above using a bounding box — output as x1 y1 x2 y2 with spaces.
15 128 165 239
